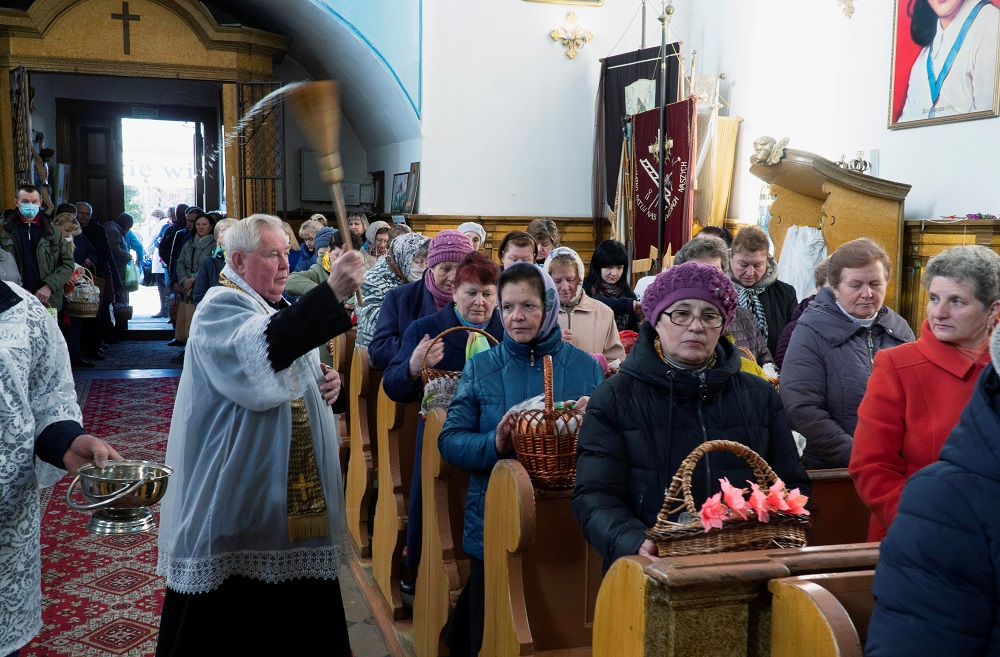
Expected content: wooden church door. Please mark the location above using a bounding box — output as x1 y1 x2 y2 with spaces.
56 100 125 222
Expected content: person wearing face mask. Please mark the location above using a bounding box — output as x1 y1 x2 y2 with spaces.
355 232 429 349
1 184 74 312
382 252 505 597
361 220 391 269
368 230 474 368
438 262 603 656
781 239 914 469
543 246 625 373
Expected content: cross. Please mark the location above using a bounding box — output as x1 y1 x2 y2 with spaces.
290 474 312 502
111 1 140 56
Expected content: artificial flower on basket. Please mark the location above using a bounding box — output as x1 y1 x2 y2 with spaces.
699 477 809 532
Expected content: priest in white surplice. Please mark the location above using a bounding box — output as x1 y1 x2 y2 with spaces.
155 214 364 656
0 278 119 657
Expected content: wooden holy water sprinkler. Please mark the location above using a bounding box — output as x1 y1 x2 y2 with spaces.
284 80 364 307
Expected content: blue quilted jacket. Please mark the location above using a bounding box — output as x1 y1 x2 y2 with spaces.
437 325 603 560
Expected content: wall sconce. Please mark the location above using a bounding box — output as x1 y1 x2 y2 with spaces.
550 12 593 60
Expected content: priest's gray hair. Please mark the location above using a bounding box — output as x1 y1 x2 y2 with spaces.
225 214 285 265
674 235 730 273
922 244 1000 308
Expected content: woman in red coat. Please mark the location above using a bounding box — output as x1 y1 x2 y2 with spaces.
850 245 1000 541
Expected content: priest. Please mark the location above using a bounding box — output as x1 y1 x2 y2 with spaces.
155 213 365 656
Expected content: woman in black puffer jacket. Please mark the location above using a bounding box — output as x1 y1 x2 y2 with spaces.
572 262 809 570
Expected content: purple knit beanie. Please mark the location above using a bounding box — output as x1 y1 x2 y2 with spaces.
641 261 738 328
428 230 475 268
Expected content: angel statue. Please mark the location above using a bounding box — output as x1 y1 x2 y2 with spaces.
750 136 790 166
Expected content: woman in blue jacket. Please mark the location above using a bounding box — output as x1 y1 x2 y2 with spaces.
437 262 603 656
383 252 504 595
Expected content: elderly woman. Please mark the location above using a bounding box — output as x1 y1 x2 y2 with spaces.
572 262 809 568
497 230 536 270
293 218 323 272
849 245 1000 541
369 230 474 368
383 252 505 596
362 220 391 268
729 225 798 358
584 239 642 332
439 262 603 655
544 246 625 370
355 232 429 349
674 236 773 368
526 218 559 265
458 221 487 251
176 213 217 301
781 238 914 469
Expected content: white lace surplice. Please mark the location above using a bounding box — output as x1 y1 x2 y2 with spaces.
156 266 346 594
0 287 79 655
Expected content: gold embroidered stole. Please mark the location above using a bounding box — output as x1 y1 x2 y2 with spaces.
219 271 329 541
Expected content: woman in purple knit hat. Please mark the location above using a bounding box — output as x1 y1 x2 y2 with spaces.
571 261 809 569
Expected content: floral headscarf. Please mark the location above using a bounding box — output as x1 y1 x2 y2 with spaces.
385 232 428 282
500 263 561 343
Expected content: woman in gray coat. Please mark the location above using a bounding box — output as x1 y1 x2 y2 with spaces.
781 238 914 469
176 214 217 301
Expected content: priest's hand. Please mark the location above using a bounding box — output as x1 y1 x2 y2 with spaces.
63 434 123 476
326 249 365 302
319 363 342 405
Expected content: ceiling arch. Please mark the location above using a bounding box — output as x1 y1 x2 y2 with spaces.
206 0 421 150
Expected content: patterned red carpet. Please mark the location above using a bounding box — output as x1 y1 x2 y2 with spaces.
26 378 178 657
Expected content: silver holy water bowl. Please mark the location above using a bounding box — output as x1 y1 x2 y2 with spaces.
65 460 173 535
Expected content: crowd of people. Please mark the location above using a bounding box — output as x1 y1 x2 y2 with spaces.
7 200 1000 655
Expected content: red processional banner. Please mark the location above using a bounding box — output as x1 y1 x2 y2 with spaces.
631 99 696 260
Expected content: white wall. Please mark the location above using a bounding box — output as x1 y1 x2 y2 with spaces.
420 0 690 216
368 139 422 214
689 0 1000 222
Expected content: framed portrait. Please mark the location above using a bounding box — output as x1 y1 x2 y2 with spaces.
402 162 420 214
391 172 409 213
889 0 1000 129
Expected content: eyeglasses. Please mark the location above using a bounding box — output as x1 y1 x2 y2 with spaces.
662 309 725 328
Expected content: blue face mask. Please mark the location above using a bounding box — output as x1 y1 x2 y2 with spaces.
19 203 40 219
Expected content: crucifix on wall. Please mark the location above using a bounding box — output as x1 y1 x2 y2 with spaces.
111 1 141 56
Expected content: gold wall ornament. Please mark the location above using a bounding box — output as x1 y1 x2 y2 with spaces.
550 13 593 60
838 0 856 17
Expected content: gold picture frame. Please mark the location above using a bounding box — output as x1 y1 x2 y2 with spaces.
888 0 1000 129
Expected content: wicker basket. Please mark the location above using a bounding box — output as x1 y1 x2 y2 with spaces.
646 440 810 557
507 354 584 490
65 268 100 318
420 326 498 412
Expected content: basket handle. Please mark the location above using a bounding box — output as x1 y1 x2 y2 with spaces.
542 354 554 413
420 325 499 371
662 440 779 519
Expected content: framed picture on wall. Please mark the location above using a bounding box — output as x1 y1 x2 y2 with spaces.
402 162 420 214
391 172 409 213
889 0 1000 129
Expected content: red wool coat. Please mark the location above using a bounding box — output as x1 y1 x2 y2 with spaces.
849 319 989 541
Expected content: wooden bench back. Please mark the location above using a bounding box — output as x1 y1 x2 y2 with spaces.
345 346 382 558
769 570 875 657
372 386 421 619
482 459 603 657
413 408 471 656
805 468 872 546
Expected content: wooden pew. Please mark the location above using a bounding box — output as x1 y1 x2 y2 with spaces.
345 346 382 558
769 570 875 657
592 543 880 657
413 408 471 657
330 328 356 483
372 384 421 619
805 469 872 546
482 459 603 657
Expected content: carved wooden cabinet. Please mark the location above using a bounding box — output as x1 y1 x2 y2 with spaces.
750 149 912 309
900 219 1000 331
